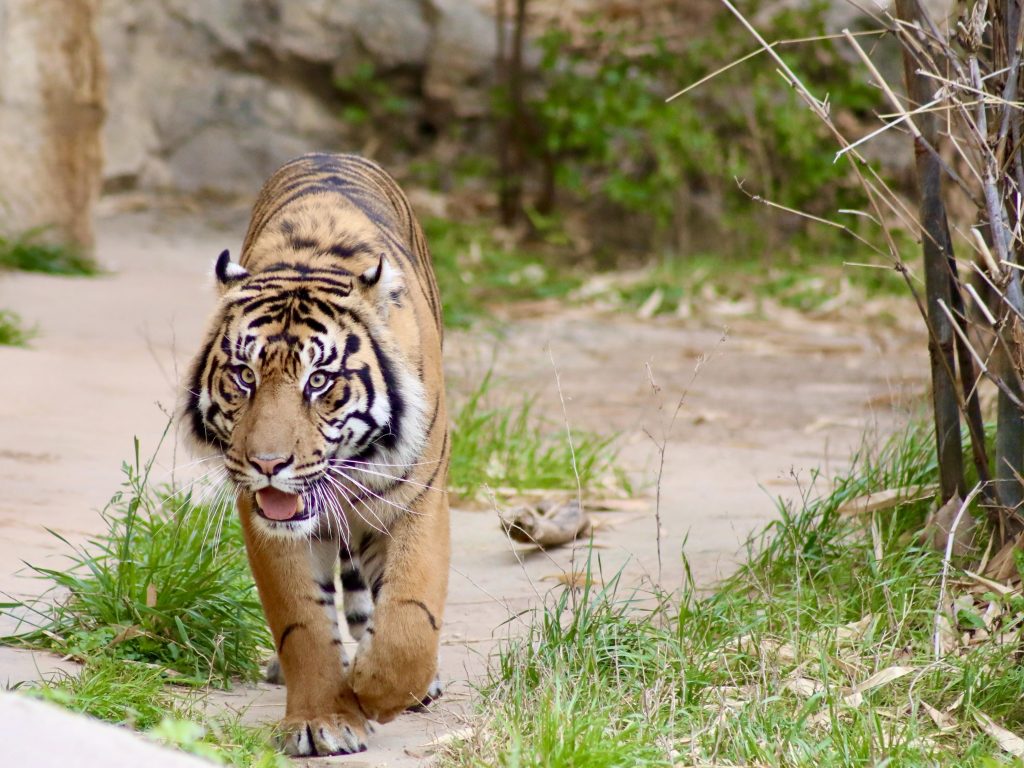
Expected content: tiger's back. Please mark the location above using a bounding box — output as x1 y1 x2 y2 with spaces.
241 153 442 328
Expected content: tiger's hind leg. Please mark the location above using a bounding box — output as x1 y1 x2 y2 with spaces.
341 543 374 640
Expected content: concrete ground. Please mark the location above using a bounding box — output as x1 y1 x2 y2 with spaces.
0 208 926 765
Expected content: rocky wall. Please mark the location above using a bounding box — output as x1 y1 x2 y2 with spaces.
97 0 497 197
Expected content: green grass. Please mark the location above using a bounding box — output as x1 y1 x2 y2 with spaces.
449 370 625 500
0 309 34 346
424 214 913 325
23 655 176 730
444 425 1024 767
0 228 98 275
19 657 286 767
426 218 583 328
1 434 270 686
605 246 910 318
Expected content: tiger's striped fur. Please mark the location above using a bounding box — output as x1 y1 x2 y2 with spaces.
183 154 450 756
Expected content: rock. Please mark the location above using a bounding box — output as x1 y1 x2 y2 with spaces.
0 0 105 249
353 0 432 70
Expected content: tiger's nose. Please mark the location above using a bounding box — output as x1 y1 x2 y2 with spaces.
249 454 292 476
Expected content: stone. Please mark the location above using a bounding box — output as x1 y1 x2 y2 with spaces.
0 0 105 249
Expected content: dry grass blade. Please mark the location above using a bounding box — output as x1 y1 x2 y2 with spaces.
837 487 936 516
540 571 599 589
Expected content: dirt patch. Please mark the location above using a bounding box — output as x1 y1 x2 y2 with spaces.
0 209 926 763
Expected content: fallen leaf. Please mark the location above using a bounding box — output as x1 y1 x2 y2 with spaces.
975 711 1024 757
784 676 824 698
922 494 979 556
921 701 957 732
963 570 1015 596
835 614 873 643
145 583 158 608
984 532 1024 581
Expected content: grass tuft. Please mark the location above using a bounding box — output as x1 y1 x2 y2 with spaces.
445 425 1024 767
1 434 270 686
449 370 624 500
0 229 99 276
0 309 35 347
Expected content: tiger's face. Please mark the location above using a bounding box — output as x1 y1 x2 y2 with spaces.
185 252 426 537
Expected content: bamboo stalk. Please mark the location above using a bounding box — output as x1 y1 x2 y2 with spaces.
895 0 964 502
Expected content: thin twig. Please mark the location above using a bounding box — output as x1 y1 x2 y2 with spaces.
934 483 983 660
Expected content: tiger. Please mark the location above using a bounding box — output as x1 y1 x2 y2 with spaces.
182 153 450 756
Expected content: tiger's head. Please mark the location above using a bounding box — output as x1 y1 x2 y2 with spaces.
183 249 427 538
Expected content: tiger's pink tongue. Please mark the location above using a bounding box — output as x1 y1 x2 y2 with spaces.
256 488 301 521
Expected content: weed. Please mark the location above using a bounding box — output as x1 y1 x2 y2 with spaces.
449 370 623 500
445 425 1024 766
0 309 35 346
1 435 270 685
0 228 98 275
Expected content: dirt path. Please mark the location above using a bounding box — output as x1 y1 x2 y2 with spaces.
0 209 926 765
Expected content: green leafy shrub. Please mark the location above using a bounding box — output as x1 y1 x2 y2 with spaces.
518 2 879 252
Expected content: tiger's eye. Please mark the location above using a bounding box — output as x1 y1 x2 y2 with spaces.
308 371 328 390
239 367 256 385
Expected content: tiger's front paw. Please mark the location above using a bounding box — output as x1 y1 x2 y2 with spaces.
279 713 368 756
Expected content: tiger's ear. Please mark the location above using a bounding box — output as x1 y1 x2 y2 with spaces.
358 254 402 317
215 249 249 293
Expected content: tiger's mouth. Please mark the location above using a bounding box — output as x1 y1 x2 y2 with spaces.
254 487 313 522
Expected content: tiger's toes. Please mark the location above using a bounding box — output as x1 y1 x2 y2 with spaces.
280 714 367 756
